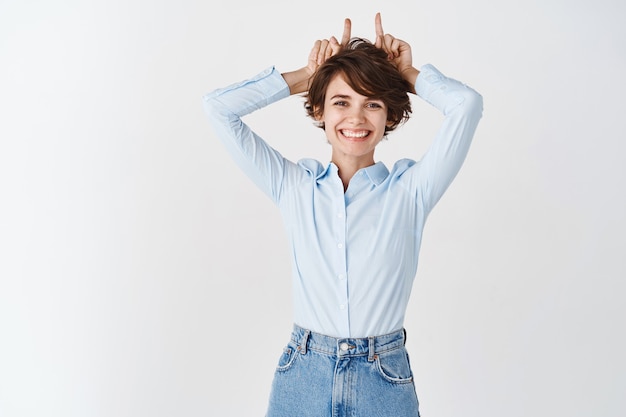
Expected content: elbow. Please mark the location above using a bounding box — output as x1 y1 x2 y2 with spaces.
466 89 484 120
453 87 483 121
202 94 218 116
442 85 483 119
202 93 230 126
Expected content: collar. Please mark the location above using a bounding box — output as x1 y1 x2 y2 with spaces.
360 161 389 186
319 161 389 186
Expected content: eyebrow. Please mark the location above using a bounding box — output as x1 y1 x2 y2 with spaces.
328 94 385 104
330 94 351 100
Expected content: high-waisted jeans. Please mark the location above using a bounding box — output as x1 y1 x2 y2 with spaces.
266 324 420 417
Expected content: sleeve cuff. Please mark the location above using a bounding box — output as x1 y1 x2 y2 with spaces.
414 64 444 99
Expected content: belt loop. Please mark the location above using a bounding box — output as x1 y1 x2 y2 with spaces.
368 336 376 362
403 328 407 345
299 330 310 355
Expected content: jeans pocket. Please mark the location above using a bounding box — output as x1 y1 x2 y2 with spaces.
275 345 299 372
374 348 414 384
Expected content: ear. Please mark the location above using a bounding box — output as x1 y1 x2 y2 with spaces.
313 106 323 121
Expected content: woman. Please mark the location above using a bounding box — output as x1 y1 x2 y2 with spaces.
203 13 482 417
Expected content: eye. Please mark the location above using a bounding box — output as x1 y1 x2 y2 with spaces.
333 101 348 107
366 102 384 109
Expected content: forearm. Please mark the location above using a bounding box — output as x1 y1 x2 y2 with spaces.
204 67 290 117
415 64 482 116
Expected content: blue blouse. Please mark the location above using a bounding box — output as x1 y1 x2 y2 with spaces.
203 64 483 337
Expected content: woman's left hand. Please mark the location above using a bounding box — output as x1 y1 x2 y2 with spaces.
374 13 418 89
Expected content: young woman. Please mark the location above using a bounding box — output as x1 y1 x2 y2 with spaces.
204 14 483 417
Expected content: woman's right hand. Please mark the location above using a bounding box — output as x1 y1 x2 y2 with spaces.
306 18 352 76
283 18 351 95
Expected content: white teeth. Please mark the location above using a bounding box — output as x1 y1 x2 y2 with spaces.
341 130 369 138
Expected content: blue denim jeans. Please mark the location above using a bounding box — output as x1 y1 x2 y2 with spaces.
266 325 420 417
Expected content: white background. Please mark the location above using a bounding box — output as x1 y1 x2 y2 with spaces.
1 0 625 416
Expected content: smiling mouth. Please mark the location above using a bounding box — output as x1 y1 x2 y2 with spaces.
340 129 370 140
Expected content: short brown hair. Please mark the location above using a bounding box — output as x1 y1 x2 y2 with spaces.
305 38 412 133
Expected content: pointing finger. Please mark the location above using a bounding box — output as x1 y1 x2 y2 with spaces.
375 12 384 42
341 18 352 45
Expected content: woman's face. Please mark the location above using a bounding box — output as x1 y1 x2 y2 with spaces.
317 73 389 166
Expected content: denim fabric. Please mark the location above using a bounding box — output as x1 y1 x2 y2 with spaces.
266 325 420 417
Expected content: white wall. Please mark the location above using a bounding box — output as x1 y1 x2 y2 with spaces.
1 0 624 416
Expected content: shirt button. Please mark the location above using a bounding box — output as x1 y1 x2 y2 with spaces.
340 342 349 351
339 304 345 310
337 243 343 249
337 212 343 218
338 274 345 280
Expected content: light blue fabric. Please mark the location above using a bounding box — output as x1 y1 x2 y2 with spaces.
203 64 483 338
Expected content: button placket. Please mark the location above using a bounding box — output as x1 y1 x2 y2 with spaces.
331 177 350 334
334 192 349 329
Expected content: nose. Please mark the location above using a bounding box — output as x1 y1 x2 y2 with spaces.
347 106 365 124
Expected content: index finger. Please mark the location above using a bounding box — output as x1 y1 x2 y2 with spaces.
341 18 352 45
375 12 384 38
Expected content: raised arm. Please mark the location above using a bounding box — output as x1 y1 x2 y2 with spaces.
203 18 356 203
372 13 483 210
